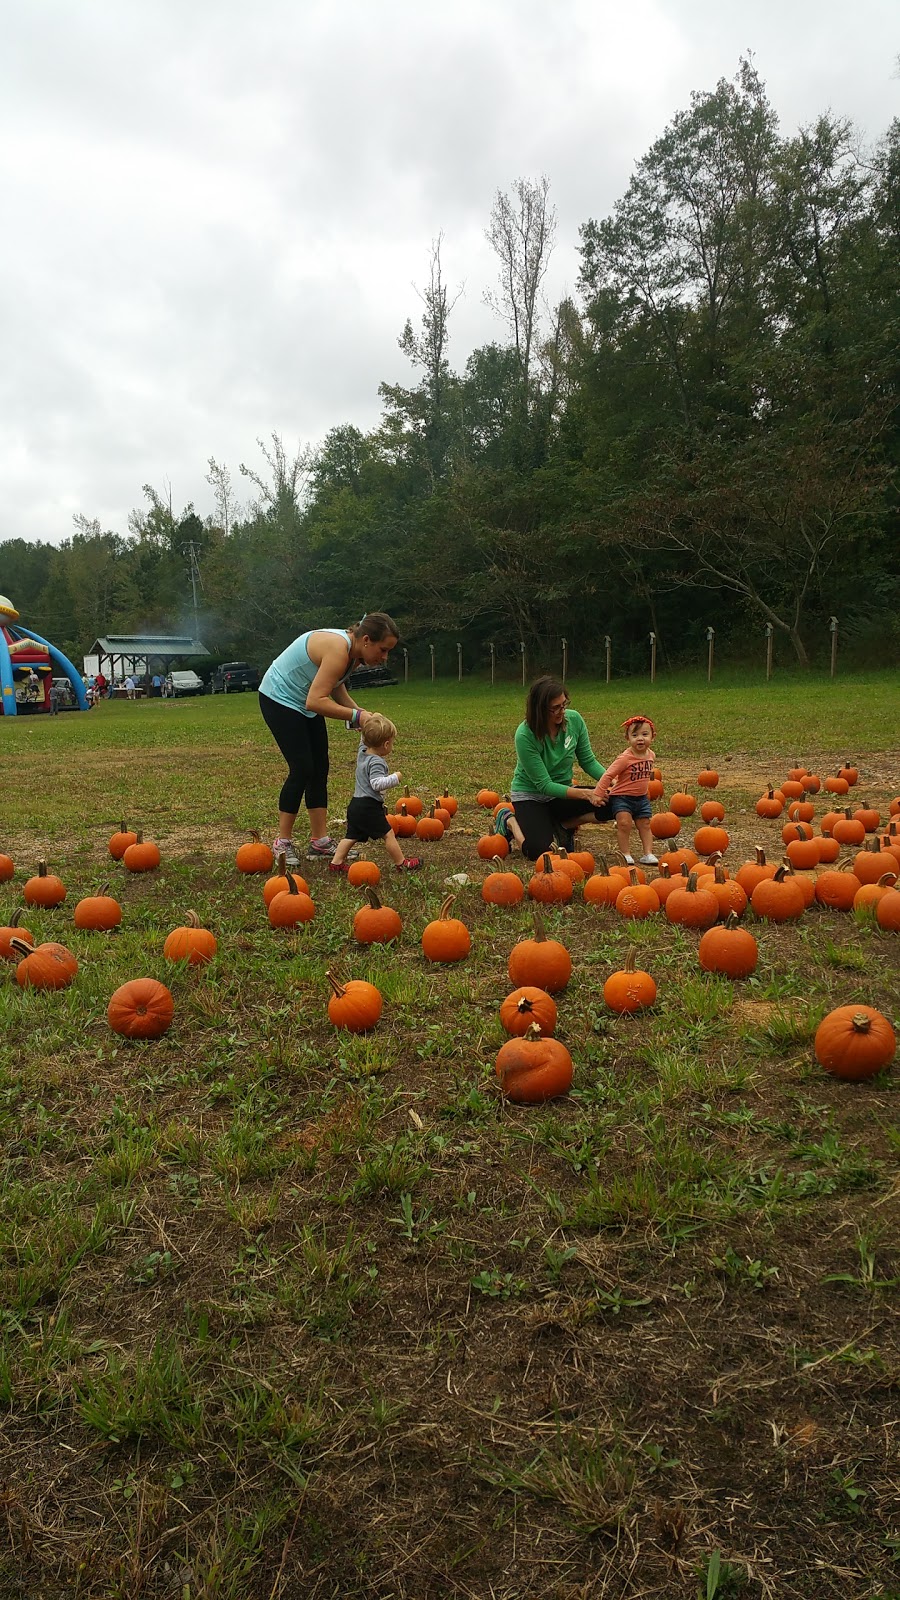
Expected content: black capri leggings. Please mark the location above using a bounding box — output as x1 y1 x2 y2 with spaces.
259 692 330 814
513 794 612 862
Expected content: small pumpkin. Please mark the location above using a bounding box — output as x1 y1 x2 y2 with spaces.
0 853 15 882
615 868 659 920
583 856 626 907
670 791 697 817
327 970 383 1032
400 787 423 818
422 896 470 963
267 873 316 928
697 765 719 789
73 885 123 931
650 810 681 840
415 806 445 842
875 888 900 932
603 950 656 1014
853 872 898 913
476 789 501 808
482 857 524 907
852 838 895 886
837 760 859 787
735 847 777 896
700 799 726 823
495 1022 573 1103
438 789 459 817
647 778 665 801
664 871 718 929
708 861 748 920
698 912 758 978
477 832 508 860
782 818 814 845
123 833 162 873
388 803 418 838
23 860 66 908
353 886 402 945
694 822 729 856
499 986 558 1038
780 779 805 800
814 864 862 912
750 865 805 922
108 820 138 859
823 774 850 796
11 936 78 990
107 978 174 1039
347 857 381 888
528 853 573 905
853 803 881 834
552 850 585 886
568 849 596 876
433 804 453 830
235 830 274 874
787 800 815 823
814 1005 894 1081
802 773 822 793
163 909 217 965
0 909 33 961
755 787 784 819
785 833 820 871
508 912 571 993
831 810 865 848
263 854 311 906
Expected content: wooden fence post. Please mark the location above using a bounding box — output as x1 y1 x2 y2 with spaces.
489 642 495 686
605 635 611 683
649 632 657 683
457 643 463 683
829 616 838 679
706 626 715 684
520 641 526 687
429 644 435 682
402 647 409 683
561 637 568 683
765 624 773 681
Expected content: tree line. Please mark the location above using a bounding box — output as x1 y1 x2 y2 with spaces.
4 61 898 677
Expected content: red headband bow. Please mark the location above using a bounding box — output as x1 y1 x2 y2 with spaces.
622 714 655 735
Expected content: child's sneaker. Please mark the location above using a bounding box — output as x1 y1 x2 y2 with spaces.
328 861 349 874
622 853 636 866
307 836 337 859
639 853 659 867
273 837 301 869
395 857 423 872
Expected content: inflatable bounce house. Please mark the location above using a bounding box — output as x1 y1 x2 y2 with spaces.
0 594 88 716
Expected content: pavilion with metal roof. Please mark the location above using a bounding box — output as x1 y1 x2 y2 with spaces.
90 634 210 682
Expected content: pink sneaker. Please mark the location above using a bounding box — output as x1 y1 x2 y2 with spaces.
328 861 349 875
395 857 423 872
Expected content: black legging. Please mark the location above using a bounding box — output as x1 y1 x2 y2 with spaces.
259 692 330 813
513 793 612 861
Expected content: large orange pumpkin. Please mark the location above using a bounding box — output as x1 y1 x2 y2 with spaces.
422 896 470 962
73 886 123 931
603 951 656 1013
814 1006 895 1080
163 910 217 965
123 833 162 873
11 937 78 990
499 986 557 1038
495 1023 573 1103
23 861 66 907
353 887 402 945
107 978 174 1039
267 875 316 928
508 913 571 993
235 831 274 874
0 910 33 961
698 913 758 978
327 971 383 1032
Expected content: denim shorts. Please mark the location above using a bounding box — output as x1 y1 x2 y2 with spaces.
608 792 652 820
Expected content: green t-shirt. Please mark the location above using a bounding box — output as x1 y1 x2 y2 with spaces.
510 710 605 801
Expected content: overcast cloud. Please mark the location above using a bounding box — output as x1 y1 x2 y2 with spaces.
2 0 897 546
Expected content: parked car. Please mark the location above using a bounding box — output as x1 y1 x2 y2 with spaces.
345 663 399 691
168 670 205 698
51 676 77 709
210 661 261 693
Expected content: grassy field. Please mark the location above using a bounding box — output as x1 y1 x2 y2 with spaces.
0 676 898 1599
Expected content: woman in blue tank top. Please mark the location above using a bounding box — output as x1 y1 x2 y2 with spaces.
259 612 399 864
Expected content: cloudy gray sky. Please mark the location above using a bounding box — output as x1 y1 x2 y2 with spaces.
2 0 897 546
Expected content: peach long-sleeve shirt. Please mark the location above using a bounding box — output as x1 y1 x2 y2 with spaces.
593 747 655 801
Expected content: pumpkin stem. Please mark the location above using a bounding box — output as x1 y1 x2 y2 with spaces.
363 887 383 910
516 996 536 1015
8 937 32 958
723 911 740 930
184 910 201 927
276 851 286 875
531 911 547 942
438 895 456 920
326 969 346 999
754 846 767 865
714 862 727 883
286 873 299 896
8 909 24 928
623 949 637 973
523 1021 543 1041
247 829 262 843
539 853 554 873
686 871 699 892
37 860 48 877
851 1013 872 1033
490 856 507 871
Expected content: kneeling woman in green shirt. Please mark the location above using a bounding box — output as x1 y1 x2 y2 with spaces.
510 676 612 860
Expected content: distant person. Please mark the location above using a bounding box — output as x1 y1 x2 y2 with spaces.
48 680 61 715
509 675 613 860
94 670 107 699
592 714 658 866
258 612 399 866
151 673 162 698
125 675 137 700
26 667 40 701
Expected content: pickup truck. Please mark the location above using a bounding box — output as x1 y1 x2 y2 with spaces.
210 661 262 694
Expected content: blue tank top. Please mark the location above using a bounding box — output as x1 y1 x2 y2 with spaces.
259 628 353 717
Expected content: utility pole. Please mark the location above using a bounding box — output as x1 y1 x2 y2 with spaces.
185 542 203 638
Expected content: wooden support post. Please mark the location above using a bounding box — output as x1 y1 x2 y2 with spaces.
765 624 773 682
520 641 526 687
604 635 611 683
402 647 409 683
706 626 715 684
649 632 657 683
561 637 568 683
489 642 495 686
830 616 838 679
457 643 463 683
429 644 435 682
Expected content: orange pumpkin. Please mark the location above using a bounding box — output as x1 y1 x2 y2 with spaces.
327 971 383 1032
352 887 402 945
482 858 525 907
756 787 784 819
438 790 459 817
107 978 174 1039
787 800 815 823
263 855 311 906
708 862 748 920
615 869 659 920
123 833 162 873
0 910 33 961
814 1005 894 1080
388 803 417 838
422 896 470 963
73 886 123 931
785 834 820 871
853 803 880 834
400 787 423 818
647 778 665 801
11 937 78 990
495 1023 573 1103
347 857 381 888
815 865 862 912
837 761 859 787
852 839 894 886
583 856 626 907
508 913 571 993
803 773 822 793
267 875 316 928
499 986 557 1038
235 831 274 874
697 766 719 789
650 811 681 840
477 832 508 860
528 853 572 905
476 789 501 808
603 950 656 1013
875 888 900 932
698 913 758 978
735 848 777 897
163 910 217 965
750 866 805 922
823 774 850 796
0 853 14 883
853 873 898 913
694 822 729 857
23 861 66 907
665 871 718 929
832 811 866 848
108 821 138 859
669 792 696 817
700 799 726 823
415 807 445 842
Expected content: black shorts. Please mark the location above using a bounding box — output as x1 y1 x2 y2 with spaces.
345 796 391 843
